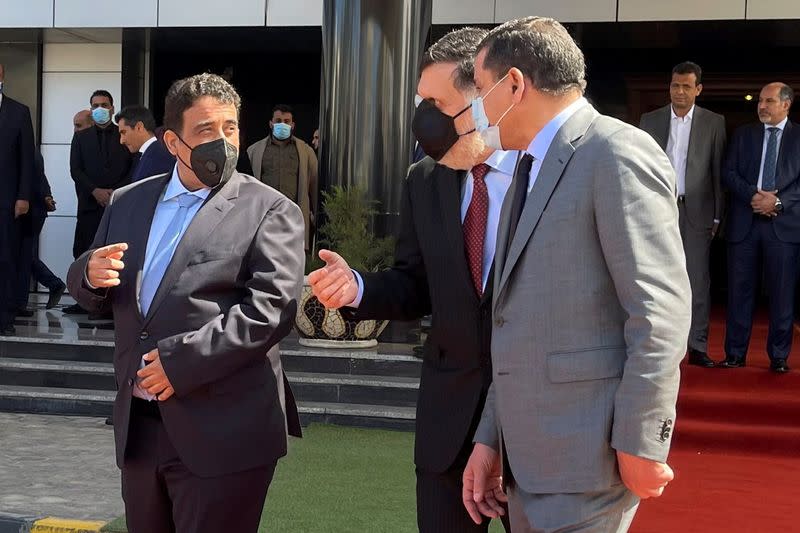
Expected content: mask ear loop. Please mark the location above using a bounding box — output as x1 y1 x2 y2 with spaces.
170 131 196 175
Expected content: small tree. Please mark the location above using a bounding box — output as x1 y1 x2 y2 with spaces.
313 185 394 273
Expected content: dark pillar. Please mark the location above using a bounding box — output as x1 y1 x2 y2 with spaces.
319 0 431 236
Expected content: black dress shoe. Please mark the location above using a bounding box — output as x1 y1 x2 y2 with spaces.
0 324 16 336
770 359 790 374
718 357 745 368
15 308 34 318
47 283 66 309
688 349 715 368
62 303 87 314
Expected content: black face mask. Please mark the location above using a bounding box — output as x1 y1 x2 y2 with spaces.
411 99 474 161
174 134 238 188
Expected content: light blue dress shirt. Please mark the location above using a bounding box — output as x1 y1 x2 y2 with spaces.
139 167 211 312
525 97 589 192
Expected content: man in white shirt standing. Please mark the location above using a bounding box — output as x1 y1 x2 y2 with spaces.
640 61 726 368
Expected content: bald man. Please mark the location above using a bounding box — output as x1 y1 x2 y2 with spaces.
73 110 93 133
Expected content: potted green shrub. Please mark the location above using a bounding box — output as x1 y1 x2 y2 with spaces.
295 185 394 348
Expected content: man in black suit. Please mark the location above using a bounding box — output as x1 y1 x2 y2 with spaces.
116 105 176 182
64 89 132 315
309 29 511 532
0 63 35 335
16 150 66 316
722 82 800 374
66 73 304 533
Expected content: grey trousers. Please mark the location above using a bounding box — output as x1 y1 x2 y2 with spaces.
507 483 640 533
678 203 713 353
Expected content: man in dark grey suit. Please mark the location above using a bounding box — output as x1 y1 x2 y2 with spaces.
639 61 726 368
67 73 304 533
461 17 691 532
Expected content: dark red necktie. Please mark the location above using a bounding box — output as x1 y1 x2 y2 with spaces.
463 163 490 296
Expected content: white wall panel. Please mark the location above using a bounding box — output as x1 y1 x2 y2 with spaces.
495 0 616 22
267 0 323 26
54 0 158 27
40 144 77 217
41 72 121 144
618 0 746 21
43 43 121 72
158 0 266 27
433 0 495 24
39 215 77 282
746 0 800 19
0 0 53 28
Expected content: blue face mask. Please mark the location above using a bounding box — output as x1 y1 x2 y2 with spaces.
92 107 111 125
272 122 292 141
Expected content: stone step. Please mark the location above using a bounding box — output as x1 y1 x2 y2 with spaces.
0 385 416 431
0 359 420 407
0 338 422 378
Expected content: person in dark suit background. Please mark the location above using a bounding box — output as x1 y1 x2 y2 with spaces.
722 82 799 374
117 105 176 182
0 63 35 335
639 61 726 368
67 73 304 533
308 29 511 533
64 89 132 315
15 150 67 316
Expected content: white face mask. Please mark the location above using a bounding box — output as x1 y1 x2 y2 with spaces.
471 74 515 150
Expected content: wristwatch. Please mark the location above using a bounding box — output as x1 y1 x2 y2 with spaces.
775 197 784 213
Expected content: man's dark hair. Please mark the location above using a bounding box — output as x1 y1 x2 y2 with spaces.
272 104 293 116
115 105 156 133
778 83 795 104
420 27 488 92
672 62 703 85
90 89 114 106
477 17 586 96
164 73 241 134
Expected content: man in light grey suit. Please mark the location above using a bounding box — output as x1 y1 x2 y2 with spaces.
460 17 691 532
640 61 726 368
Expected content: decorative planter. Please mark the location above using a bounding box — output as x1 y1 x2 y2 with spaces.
294 280 388 348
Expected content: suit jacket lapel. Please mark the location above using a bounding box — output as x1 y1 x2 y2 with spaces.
141 174 239 326
686 106 703 183
496 105 598 302
0 98 8 132
658 105 670 150
434 165 478 302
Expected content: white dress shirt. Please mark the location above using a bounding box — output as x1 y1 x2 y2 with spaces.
524 97 589 191
350 150 515 306
757 117 788 190
666 105 694 196
139 135 158 155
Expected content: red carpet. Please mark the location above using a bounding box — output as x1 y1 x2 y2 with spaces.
631 310 800 532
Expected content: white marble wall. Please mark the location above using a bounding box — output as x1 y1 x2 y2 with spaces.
39 43 122 283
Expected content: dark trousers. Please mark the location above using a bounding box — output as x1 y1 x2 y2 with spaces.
122 399 276 533
416 438 511 533
0 209 19 327
678 203 713 353
73 208 104 259
725 217 800 361
16 214 63 309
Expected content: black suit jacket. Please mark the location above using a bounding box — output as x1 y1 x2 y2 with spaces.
70 124 132 214
30 150 53 219
66 171 305 477
724 120 800 243
0 95 35 210
349 157 494 473
130 139 176 182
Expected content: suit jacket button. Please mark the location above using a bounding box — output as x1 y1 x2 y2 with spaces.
495 317 504 327
127 378 134 386
139 331 149 340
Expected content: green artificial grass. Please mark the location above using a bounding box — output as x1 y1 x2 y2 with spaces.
102 424 505 532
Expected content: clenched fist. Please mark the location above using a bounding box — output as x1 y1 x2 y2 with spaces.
87 243 128 289
307 250 358 309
